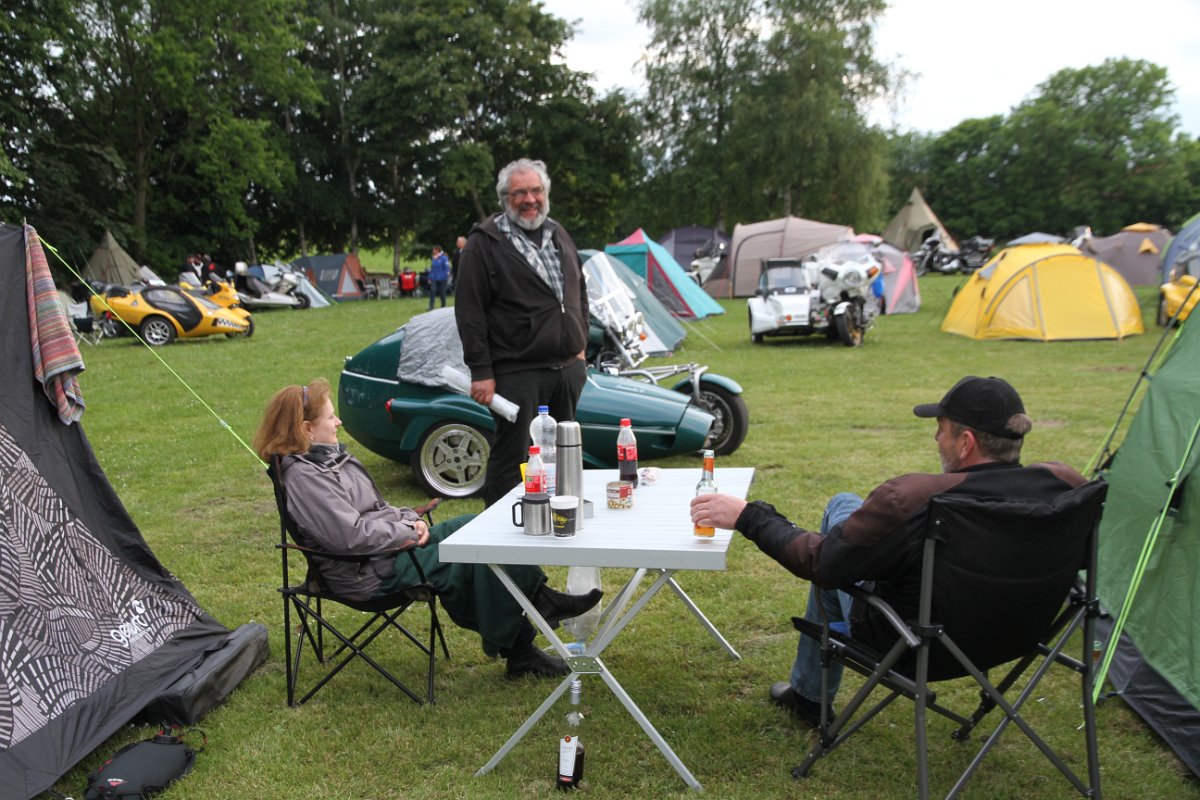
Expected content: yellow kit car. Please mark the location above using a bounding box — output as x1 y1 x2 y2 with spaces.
90 284 253 346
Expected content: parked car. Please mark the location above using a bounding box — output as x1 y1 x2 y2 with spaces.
339 323 718 498
748 245 880 346
89 282 254 346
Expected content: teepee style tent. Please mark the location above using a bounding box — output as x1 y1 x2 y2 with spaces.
1 224 266 799
940 243 1144 341
1161 212 1200 281
85 231 142 285
1079 223 1171 286
882 188 957 254
605 229 724 319
1093 314 1200 777
293 252 371 300
706 216 854 299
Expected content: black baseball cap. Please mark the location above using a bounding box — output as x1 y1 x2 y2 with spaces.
913 376 1026 439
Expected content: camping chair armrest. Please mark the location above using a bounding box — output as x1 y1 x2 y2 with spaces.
843 585 922 649
275 541 415 564
412 497 440 523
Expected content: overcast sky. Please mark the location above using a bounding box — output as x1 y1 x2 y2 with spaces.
540 0 1200 136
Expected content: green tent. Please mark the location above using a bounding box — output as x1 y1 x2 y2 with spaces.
1095 318 1200 776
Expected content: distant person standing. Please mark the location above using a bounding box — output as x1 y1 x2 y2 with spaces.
455 158 588 507
451 235 467 289
428 245 451 310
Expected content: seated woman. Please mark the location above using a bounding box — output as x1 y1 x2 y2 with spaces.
253 378 601 679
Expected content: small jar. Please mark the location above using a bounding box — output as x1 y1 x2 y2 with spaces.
606 480 635 509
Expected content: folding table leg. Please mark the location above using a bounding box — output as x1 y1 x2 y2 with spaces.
665 574 741 659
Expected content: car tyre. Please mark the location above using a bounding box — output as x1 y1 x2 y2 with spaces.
690 382 749 457
1157 295 1172 327
227 317 255 339
294 292 311 310
412 420 491 498
139 315 175 347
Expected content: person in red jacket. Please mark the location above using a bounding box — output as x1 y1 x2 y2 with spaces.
690 376 1086 725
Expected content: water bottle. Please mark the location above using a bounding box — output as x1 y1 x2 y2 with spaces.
525 446 547 495
564 566 602 646
617 418 638 487
556 679 585 790
530 405 558 494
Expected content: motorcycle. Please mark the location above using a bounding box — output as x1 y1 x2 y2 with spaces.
748 242 881 347
913 234 994 275
231 261 311 309
687 238 727 286
584 253 749 457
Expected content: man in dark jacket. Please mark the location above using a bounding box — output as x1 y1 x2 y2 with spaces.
455 158 589 506
690 376 1087 724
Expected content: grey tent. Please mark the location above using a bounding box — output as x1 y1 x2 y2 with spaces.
1079 223 1170 286
1 223 267 798
86 231 142 285
882 188 957 254
658 225 730 271
1093 311 1200 777
705 216 854 298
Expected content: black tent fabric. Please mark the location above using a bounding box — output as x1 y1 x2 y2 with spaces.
0 223 257 799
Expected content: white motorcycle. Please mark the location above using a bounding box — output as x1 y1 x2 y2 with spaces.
748 242 881 347
232 261 310 309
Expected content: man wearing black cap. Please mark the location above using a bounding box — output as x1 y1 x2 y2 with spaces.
690 376 1086 726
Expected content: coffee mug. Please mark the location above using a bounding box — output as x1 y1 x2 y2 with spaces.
512 492 551 536
550 495 579 538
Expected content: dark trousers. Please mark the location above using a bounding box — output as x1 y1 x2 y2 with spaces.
428 278 448 309
483 360 587 507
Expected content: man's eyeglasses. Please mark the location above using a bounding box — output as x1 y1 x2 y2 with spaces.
506 187 545 201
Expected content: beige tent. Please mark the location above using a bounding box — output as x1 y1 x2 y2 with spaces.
85 231 142 285
941 243 1144 341
882 188 957 254
1079 223 1171 286
703 216 854 298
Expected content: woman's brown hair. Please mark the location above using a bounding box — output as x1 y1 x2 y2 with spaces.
253 378 332 461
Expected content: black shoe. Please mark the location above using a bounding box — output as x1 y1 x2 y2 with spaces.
505 643 570 679
769 682 832 727
533 585 603 630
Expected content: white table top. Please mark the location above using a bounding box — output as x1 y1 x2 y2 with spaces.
439 467 755 571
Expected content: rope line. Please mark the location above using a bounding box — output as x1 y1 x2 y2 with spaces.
40 235 266 468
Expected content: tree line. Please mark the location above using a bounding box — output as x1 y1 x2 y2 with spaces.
3 0 1198 281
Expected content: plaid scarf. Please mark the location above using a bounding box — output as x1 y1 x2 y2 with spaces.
495 212 564 303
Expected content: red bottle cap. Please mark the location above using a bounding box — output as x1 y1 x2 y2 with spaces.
620 418 631 426
529 446 541 455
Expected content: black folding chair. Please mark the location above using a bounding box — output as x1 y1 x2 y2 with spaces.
268 456 450 706
792 479 1107 799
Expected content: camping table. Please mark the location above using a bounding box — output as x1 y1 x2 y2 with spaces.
439 466 755 790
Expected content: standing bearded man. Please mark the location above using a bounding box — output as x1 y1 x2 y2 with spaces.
455 159 589 507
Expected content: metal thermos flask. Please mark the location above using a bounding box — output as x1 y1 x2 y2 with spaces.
556 421 584 500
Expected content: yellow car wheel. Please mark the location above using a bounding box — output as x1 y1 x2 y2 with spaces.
140 315 175 346
226 317 255 339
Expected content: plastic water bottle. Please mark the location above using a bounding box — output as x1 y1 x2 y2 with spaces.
617 418 638 487
525 446 547 495
556 679 585 790
564 566 602 646
530 406 558 494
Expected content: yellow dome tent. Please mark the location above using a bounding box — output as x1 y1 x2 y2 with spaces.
941 243 1144 340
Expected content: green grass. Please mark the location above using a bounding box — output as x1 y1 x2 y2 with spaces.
52 278 1200 799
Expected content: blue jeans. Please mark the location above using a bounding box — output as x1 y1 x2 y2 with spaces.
790 492 863 705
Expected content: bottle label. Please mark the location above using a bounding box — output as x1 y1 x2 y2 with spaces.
558 735 579 778
525 474 546 494
617 444 638 462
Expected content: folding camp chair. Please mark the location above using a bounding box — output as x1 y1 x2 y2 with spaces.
792 479 1107 799
268 456 450 706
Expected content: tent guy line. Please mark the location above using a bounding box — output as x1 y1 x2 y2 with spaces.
39 234 266 468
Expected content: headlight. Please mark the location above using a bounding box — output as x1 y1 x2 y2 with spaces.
842 270 863 288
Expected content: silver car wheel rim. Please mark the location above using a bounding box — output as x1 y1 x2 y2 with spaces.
419 424 489 496
144 319 171 345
